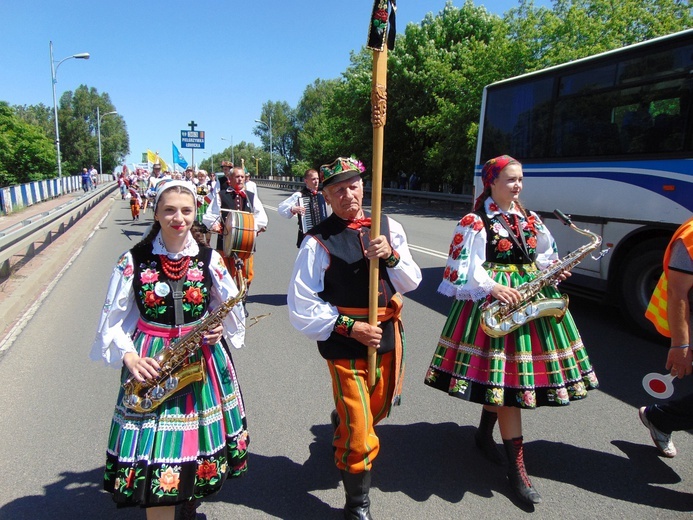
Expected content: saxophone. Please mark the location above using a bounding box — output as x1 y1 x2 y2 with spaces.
121 268 247 413
479 210 610 338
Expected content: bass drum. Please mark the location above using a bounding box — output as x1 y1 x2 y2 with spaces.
222 210 256 260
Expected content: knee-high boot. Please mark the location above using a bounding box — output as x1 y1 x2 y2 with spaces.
178 499 199 520
341 470 373 520
474 408 504 465
503 437 542 505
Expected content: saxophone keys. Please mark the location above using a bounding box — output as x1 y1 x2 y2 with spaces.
499 320 514 332
525 303 539 317
165 376 179 391
140 397 153 411
511 311 527 325
150 385 166 400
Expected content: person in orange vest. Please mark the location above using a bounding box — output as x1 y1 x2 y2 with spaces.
640 216 693 457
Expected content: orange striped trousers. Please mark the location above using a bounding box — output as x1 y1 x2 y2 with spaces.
327 351 396 473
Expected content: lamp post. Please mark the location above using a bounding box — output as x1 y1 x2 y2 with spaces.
50 41 89 194
221 136 234 165
97 107 117 183
254 116 272 177
251 155 261 177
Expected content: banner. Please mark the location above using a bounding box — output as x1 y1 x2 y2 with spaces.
146 149 169 171
172 142 188 169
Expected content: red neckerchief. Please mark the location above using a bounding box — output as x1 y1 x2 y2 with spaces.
310 190 318 196
346 217 371 230
227 186 246 199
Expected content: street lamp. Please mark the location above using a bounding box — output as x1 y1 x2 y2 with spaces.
254 116 272 177
251 155 261 177
50 41 89 194
221 136 234 165
97 107 117 183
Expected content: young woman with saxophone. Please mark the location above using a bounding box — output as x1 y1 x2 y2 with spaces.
424 155 599 506
91 180 249 520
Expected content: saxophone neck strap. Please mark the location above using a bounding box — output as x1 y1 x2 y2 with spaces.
167 279 186 327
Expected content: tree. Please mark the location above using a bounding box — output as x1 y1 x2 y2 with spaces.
0 102 56 187
253 101 297 176
57 85 129 175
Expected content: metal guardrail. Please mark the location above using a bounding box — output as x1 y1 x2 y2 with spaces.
254 179 473 208
0 184 116 278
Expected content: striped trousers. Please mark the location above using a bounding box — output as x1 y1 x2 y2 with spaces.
327 351 396 473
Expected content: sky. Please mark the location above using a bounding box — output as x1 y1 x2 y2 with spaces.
1 0 549 172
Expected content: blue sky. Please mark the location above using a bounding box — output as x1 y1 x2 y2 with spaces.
1 0 548 171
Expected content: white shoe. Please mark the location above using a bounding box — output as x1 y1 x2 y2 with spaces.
639 406 677 457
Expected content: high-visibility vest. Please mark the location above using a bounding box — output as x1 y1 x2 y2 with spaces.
645 216 693 337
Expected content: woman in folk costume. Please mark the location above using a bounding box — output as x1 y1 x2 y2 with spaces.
424 155 598 505
91 180 249 520
128 184 142 221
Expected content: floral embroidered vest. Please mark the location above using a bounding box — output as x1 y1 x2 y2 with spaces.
476 210 539 265
131 243 213 326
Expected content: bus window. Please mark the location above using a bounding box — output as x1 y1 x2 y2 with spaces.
480 77 552 160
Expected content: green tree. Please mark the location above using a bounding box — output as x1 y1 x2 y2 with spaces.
0 102 56 187
58 85 129 175
13 103 54 138
254 101 297 176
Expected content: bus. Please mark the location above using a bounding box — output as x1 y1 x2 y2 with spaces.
475 28 693 333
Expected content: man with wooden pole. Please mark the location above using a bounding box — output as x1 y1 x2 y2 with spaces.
287 4 421 519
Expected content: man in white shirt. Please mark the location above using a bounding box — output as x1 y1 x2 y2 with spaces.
203 166 268 314
278 168 330 247
287 156 421 520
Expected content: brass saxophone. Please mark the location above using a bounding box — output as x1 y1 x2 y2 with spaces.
479 209 610 338
122 268 247 413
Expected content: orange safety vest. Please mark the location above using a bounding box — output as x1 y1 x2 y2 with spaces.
645 216 693 337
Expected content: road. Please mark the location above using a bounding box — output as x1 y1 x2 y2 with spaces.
0 187 691 519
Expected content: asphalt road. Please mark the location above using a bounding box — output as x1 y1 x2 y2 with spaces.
0 187 691 519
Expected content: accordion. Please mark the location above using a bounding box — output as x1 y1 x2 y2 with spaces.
300 194 327 233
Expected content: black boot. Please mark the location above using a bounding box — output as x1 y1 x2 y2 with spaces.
503 437 542 505
474 408 504 465
178 499 199 520
341 470 373 520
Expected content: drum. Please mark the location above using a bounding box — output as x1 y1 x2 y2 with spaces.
223 210 256 260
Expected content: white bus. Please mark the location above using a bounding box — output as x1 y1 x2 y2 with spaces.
475 28 693 332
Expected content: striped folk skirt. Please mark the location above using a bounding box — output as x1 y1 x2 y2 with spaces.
425 271 598 409
103 322 248 507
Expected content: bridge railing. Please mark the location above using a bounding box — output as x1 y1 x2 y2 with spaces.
0 175 113 216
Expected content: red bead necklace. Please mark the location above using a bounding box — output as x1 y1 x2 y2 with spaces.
159 255 190 280
501 213 520 236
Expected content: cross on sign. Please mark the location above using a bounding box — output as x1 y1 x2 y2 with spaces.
188 121 197 131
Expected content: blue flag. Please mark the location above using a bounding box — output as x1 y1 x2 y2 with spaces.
172 142 188 169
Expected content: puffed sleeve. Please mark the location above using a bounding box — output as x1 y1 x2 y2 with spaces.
208 250 246 349
438 213 496 301
278 192 301 219
90 252 140 367
529 211 559 270
287 236 339 341
385 217 422 294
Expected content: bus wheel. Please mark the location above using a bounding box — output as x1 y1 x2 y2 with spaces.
619 239 666 336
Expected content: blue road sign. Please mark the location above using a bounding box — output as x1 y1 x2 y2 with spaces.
181 130 205 149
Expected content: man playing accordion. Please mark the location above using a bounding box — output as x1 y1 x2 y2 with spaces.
278 168 330 247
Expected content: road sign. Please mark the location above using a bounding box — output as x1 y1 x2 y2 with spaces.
181 130 205 149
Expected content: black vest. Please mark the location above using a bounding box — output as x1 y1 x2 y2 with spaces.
131 243 213 326
308 213 396 360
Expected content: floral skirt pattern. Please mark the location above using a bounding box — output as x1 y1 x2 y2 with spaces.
103 328 249 507
425 269 598 408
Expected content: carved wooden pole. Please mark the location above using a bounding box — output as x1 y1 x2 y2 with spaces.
366 0 395 388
